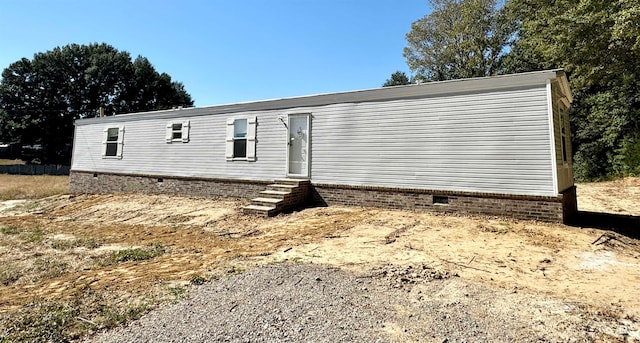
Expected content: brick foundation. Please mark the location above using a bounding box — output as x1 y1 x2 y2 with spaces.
312 184 577 223
69 171 267 199
70 171 577 223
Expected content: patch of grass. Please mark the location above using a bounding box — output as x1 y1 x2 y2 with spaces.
0 175 68 200
20 227 45 243
100 302 153 328
31 258 69 281
0 226 20 235
0 262 23 286
168 286 187 301
50 237 102 250
226 266 245 275
0 302 78 343
99 242 166 266
0 292 157 343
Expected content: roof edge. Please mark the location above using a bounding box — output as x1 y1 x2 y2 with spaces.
75 69 565 126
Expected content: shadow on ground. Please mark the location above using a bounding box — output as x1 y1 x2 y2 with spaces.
571 211 640 239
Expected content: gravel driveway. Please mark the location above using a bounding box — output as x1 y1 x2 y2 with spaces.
88 263 609 342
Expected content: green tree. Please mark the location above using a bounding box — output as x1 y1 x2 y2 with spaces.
404 0 516 81
0 43 194 164
382 71 411 87
503 0 640 180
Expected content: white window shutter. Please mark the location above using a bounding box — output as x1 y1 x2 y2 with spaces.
182 120 190 143
116 126 125 159
225 118 235 161
102 128 108 158
165 122 173 143
246 116 257 162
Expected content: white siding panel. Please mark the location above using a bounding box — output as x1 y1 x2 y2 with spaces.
310 87 556 196
73 111 289 181
72 85 556 196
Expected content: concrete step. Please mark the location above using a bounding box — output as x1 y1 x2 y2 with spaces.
267 184 298 192
273 179 310 186
259 190 290 199
242 204 276 217
251 197 282 207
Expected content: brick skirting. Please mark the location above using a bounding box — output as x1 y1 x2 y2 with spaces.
69 171 268 199
312 184 577 223
69 171 577 223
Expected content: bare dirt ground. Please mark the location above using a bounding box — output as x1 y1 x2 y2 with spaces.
1 178 639 341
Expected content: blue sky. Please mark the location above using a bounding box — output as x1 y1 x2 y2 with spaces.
0 1 430 106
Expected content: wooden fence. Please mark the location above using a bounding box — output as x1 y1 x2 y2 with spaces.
0 164 70 175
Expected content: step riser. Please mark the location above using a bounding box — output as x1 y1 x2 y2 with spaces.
273 179 311 186
259 192 288 200
242 208 273 217
267 186 296 193
253 200 281 207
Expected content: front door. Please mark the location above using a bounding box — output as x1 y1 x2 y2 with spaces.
287 114 310 178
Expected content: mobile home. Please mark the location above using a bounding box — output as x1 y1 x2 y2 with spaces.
70 70 576 222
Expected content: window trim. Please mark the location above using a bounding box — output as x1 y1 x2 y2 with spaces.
226 116 257 161
102 125 124 159
165 120 190 143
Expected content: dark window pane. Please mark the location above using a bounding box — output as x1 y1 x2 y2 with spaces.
105 142 118 156
234 139 246 158
107 128 119 141
172 123 182 131
172 131 182 140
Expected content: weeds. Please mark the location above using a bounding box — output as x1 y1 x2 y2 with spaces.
0 302 78 343
0 226 20 235
101 302 153 327
0 289 159 343
0 262 23 286
0 175 68 200
21 227 45 243
31 258 69 281
50 236 102 250
99 242 166 266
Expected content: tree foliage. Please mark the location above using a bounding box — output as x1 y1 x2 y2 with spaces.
502 0 640 180
0 43 193 164
404 0 516 81
382 71 411 87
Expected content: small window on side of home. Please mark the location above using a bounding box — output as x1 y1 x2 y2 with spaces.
105 128 119 157
233 119 247 158
165 120 190 143
225 116 257 161
172 123 182 140
102 126 124 159
560 110 568 163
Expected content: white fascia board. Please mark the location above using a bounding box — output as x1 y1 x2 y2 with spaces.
75 69 563 126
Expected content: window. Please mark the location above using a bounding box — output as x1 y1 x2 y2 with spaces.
233 119 247 158
226 116 257 161
102 126 124 159
560 110 568 163
172 123 182 140
165 120 190 143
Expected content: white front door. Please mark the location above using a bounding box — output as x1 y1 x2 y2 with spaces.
287 114 310 178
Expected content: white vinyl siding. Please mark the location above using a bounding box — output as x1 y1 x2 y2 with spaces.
310 87 556 196
72 71 567 197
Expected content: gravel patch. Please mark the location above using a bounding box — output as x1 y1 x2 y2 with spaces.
88 263 610 342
